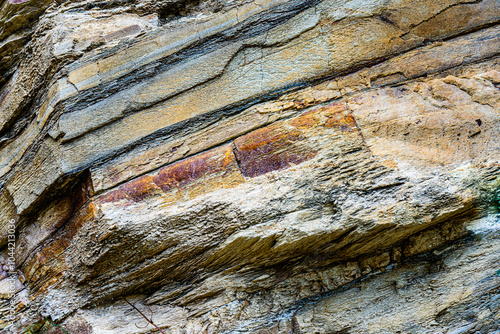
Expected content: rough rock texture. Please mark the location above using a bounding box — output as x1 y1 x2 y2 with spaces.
1 0 500 333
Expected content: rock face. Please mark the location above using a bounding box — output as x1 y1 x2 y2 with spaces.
1 0 500 332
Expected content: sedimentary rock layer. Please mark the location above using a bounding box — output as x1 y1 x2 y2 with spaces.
0 0 499 333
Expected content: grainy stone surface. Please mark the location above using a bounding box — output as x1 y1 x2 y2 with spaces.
0 0 500 333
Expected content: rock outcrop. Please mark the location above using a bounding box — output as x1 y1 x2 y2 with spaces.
1 0 500 333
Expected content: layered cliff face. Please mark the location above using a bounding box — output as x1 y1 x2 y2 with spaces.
1 0 500 333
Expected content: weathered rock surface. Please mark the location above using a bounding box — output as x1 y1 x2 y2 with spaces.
1 0 500 333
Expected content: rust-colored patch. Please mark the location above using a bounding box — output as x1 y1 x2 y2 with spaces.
234 121 316 178
16 197 73 267
233 102 356 177
289 110 320 128
23 202 97 292
99 175 158 204
98 145 244 205
17 173 94 274
153 145 239 193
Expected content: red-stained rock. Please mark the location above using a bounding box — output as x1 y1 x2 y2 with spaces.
99 144 244 205
234 122 316 177
153 144 240 193
17 173 94 276
234 103 354 177
235 122 315 177
99 175 159 204
22 202 98 294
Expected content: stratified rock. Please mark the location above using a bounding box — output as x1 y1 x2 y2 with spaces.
0 0 499 333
